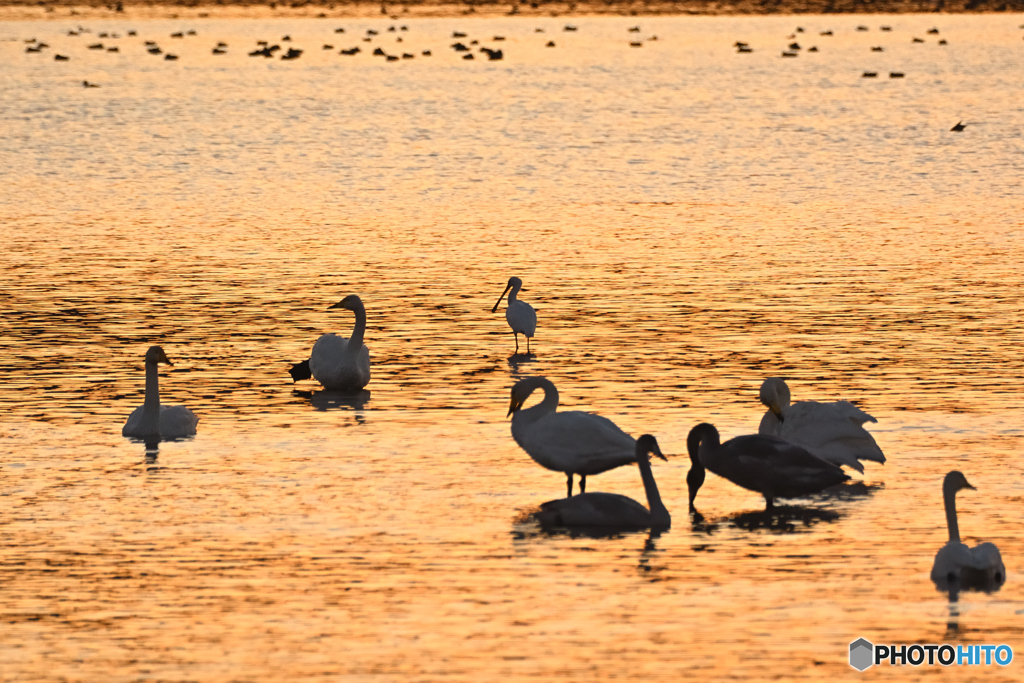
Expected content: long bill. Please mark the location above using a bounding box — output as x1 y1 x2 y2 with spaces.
491 283 512 313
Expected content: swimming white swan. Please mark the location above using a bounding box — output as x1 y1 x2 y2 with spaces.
492 276 537 353
930 471 1005 589
122 346 198 440
508 376 637 497
758 377 885 473
535 434 671 530
292 295 370 390
686 422 849 510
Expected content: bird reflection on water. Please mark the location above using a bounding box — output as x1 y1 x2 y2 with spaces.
506 352 537 374
293 388 371 414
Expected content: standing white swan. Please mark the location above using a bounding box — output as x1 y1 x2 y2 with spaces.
507 376 637 497
535 434 671 530
122 346 198 439
492 276 537 353
930 471 1005 589
686 422 849 510
290 295 371 390
758 377 885 473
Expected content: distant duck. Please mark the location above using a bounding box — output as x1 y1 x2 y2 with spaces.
795 26 804 33
54 54 69 61
82 80 99 87
462 53 474 60
737 45 753 53
757 378 886 473
686 422 849 511
451 42 469 51
387 54 399 61
507 377 639 497
781 51 797 57
373 47 386 55
88 43 104 50
927 27 940 34
282 35 291 41
122 346 198 440
493 35 506 41
807 46 818 52
628 26 640 33
107 46 119 52
323 44 334 50
492 276 537 354
950 121 966 132
630 42 642 48
930 471 1005 589
291 295 371 391
563 25 578 32
340 47 361 55
171 32 183 38
281 48 303 60
421 49 431 56
213 47 226 54
871 46 884 51
789 42 801 49
938 39 948 45
535 435 671 530
164 54 178 61
880 25 892 31
889 71 904 78
335 27 346 33
856 25 869 31
148 46 162 54
546 41 556 47
402 52 414 59
820 30 833 36
453 31 467 38
862 71 878 78
912 37 925 43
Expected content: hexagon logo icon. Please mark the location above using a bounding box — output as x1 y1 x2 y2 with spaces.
849 638 874 671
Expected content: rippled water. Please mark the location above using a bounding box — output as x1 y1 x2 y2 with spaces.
2 12 1023 681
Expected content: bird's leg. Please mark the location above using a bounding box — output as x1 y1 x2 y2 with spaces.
566 473 574 498
765 496 774 510
514 333 519 353
527 336 531 353
579 475 586 494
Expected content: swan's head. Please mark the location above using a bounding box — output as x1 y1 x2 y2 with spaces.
506 376 547 417
759 377 791 421
635 434 667 462
492 276 524 313
144 346 173 366
329 295 362 311
685 423 718 511
943 470 976 497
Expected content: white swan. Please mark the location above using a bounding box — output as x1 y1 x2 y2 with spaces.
508 376 637 497
686 422 849 510
122 346 198 439
930 471 1005 589
293 295 370 391
535 434 671 530
492 276 537 353
758 377 885 473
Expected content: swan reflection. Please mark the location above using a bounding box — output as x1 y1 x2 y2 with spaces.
690 505 841 535
294 388 370 412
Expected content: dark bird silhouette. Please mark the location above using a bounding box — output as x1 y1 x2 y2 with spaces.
950 121 966 132
289 360 312 382
862 71 878 78
889 72 904 78
82 80 99 87
54 54 69 61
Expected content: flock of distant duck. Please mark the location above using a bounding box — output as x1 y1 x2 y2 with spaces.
19 21 657 68
122 275 1006 592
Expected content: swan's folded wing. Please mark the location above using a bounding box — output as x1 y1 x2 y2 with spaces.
160 405 198 438
122 405 144 436
521 411 636 474
967 542 1005 572
539 492 648 528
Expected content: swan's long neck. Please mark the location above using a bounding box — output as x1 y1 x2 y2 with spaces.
514 379 559 425
348 301 367 351
944 484 961 544
638 456 670 528
141 361 161 434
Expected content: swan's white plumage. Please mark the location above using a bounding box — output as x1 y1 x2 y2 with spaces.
535 434 671 530
508 376 637 496
930 471 1005 589
121 346 198 440
309 333 370 390
307 294 371 391
123 405 199 438
758 377 885 473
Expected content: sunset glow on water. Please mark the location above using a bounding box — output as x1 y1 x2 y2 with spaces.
2 12 1023 681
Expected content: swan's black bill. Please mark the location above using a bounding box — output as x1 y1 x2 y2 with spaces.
289 359 311 382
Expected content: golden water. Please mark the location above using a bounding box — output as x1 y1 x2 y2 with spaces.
2 13 1023 681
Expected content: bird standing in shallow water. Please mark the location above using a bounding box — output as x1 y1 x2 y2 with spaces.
290 295 371 390
507 376 638 497
686 422 848 511
757 377 885 473
492 276 536 354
